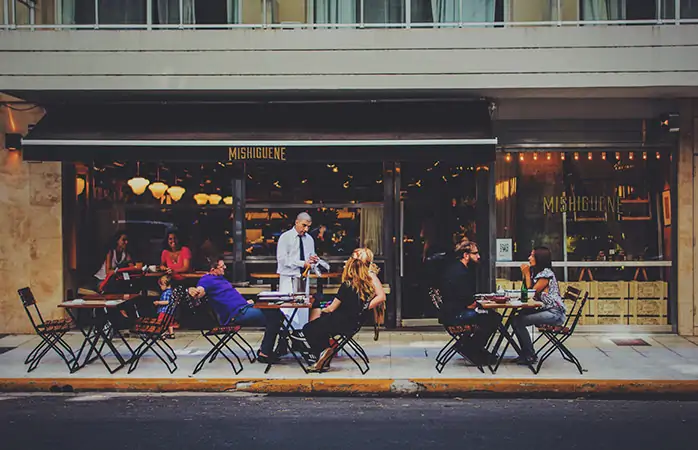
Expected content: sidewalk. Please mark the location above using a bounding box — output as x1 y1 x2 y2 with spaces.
1 331 697 396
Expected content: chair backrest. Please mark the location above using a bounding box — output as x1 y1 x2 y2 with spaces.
17 287 44 331
560 286 583 327
429 287 443 311
567 292 588 333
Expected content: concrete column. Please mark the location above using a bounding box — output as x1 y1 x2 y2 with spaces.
0 105 64 334
677 100 696 336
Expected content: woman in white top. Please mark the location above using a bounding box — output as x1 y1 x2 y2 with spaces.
513 246 567 365
90 231 134 292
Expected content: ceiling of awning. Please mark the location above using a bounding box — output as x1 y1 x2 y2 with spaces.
21 100 495 162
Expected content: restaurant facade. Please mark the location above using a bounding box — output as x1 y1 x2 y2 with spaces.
1 3 697 336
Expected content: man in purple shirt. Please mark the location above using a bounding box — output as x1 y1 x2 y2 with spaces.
188 258 283 363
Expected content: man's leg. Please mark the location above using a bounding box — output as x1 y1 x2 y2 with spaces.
234 306 277 357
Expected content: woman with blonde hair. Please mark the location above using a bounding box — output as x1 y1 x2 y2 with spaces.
302 248 386 372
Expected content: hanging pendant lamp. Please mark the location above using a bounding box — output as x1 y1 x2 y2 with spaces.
128 162 150 195
148 166 169 199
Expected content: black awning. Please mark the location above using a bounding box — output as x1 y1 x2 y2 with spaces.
22 101 496 162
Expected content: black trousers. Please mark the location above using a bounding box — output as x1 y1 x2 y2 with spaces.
447 309 501 350
302 313 354 357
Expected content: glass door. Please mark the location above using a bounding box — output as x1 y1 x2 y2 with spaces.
398 160 478 321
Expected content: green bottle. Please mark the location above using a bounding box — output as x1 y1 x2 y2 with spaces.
520 281 528 302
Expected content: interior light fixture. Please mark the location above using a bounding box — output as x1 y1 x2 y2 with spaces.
601 152 607 160
546 153 551 161
208 194 222 205
223 196 233 205
588 152 592 160
533 152 538 161
574 152 579 161
656 152 661 160
561 153 566 161
505 153 512 162
642 151 647 160
76 177 86 196
193 193 209 205
127 162 150 195
148 166 169 199
629 152 635 160
519 153 524 162
167 185 186 202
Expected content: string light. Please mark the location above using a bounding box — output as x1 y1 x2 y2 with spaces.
519 153 524 162
601 152 606 160
642 151 647 160
505 153 512 162
629 152 635 160
615 152 621 160
546 152 551 160
561 153 566 161
656 152 661 160
574 152 579 161
533 152 538 161
588 152 592 160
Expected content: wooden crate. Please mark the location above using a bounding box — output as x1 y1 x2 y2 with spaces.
629 298 668 317
594 315 627 325
629 281 668 299
591 281 630 299
628 316 668 325
595 299 629 316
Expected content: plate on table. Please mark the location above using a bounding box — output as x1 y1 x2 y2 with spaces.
104 300 120 306
508 300 523 307
71 299 85 304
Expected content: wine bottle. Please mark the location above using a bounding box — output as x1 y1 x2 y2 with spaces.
520 281 528 302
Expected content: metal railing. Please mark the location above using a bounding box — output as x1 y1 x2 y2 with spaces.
1 0 697 30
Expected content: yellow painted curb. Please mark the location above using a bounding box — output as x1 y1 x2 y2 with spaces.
1 378 698 396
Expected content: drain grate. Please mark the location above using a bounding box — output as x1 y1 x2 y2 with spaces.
0 347 16 355
611 338 651 346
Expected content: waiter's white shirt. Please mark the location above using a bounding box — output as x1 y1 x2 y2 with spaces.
276 228 315 278
276 227 315 328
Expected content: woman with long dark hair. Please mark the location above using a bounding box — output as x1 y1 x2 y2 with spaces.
160 230 192 275
90 231 134 292
513 246 567 365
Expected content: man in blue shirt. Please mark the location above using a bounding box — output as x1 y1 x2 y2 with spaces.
189 258 283 363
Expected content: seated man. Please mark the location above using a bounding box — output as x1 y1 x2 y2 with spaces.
188 258 283 364
439 240 501 365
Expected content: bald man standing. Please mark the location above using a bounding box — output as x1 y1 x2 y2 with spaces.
277 212 318 328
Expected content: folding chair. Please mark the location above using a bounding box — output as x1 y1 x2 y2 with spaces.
187 295 256 375
18 287 78 373
126 286 184 374
429 288 484 374
319 310 372 374
532 287 588 374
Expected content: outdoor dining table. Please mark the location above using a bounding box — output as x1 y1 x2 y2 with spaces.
252 301 313 374
477 299 544 375
249 272 342 295
58 294 138 374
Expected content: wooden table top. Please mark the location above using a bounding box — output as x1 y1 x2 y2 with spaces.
252 302 313 309
477 300 544 310
249 272 342 279
60 299 127 309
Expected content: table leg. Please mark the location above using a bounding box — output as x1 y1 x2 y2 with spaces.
263 308 310 374
489 310 536 375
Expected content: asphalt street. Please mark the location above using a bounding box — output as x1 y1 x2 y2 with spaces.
0 393 695 449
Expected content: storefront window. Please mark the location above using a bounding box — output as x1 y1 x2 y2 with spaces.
245 162 384 260
495 150 673 326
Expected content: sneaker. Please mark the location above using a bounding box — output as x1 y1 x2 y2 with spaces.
513 355 538 366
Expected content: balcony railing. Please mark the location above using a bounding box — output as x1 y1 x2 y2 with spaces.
2 1 698 30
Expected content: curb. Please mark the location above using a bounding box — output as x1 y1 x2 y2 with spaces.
2 378 698 397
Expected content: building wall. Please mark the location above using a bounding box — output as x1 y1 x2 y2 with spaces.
0 26 697 93
0 105 64 334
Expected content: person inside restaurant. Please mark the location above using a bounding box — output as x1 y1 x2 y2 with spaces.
89 231 135 293
301 248 386 372
439 240 500 366
188 257 284 364
512 247 567 365
160 230 192 277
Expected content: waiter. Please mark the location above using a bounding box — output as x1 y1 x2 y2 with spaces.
277 212 318 328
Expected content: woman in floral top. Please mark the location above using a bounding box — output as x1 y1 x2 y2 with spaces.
513 247 567 365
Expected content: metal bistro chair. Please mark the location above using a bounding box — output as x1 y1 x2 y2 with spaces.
18 287 78 373
429 287 484 374
315 309 372 374
127 286 185 374
187 294 256 376
532 286 588 375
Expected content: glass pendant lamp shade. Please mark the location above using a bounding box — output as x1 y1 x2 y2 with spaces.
193 193 209 205
149 181 169 199
128 177 150 195
223 196 233 205
208 194 222 205
167 185 186 202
